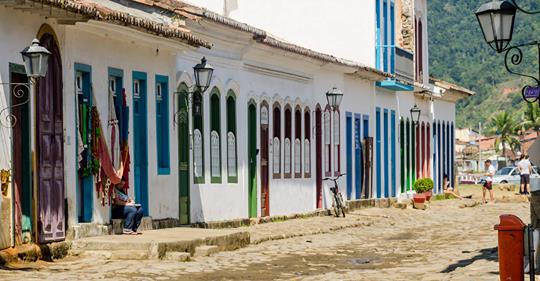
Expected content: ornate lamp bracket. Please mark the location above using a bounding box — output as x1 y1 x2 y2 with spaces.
0 82 32 128
504 42 540 104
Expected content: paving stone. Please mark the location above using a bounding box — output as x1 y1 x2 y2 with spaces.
164 252 191 262
111 250 149 260
193 245 219 257
81 250 112 260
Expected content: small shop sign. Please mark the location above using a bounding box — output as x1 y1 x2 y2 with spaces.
524 86 540 99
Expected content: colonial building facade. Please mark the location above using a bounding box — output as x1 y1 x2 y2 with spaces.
0 0 472 249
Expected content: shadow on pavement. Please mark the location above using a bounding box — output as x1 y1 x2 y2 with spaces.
440 247 498 273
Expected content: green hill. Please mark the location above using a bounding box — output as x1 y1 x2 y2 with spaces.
429 0 540 129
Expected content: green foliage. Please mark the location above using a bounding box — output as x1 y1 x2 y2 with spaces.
429 0 540 129
520 103 540 134
413 178 434 193
490 112 521 155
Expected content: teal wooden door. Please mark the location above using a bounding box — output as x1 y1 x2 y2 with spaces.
10 65 32 244
178 85 190 224
248 103 257 218
133 72 148 216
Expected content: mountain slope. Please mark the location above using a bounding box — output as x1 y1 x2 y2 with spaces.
428 0 540 129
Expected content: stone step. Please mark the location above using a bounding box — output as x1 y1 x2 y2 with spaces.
75 249 149 260
164 251 191 262
193 245 219 257
70 228 250 260
111 250 149 260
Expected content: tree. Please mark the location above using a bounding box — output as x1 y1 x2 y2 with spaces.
490 112 519 161
520 102 540 137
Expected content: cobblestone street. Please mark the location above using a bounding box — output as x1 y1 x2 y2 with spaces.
0 187 533 281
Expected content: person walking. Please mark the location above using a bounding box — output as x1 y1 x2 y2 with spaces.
482 160 496 204
518 154 533 195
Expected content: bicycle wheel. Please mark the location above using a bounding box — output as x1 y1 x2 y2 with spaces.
337 194 346 218
332 195 340 217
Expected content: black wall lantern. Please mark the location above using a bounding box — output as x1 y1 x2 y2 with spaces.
325 87 344 110
193 57 214 93
1 39 50 128
174 57 214 124
476 1 517 53
410 104 421 125
475 0 540 104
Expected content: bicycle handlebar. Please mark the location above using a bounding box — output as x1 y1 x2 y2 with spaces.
323 173 346 181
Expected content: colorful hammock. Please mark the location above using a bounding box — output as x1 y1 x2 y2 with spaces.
90 87 130 205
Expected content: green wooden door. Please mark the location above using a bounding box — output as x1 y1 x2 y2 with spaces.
248 104 257 218
178 87 190 224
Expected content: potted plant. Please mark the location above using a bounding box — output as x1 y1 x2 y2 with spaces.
414 178 434 202
412 193 426 209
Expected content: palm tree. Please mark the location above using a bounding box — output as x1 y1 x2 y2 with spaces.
490 112 519 161
520 102 540 137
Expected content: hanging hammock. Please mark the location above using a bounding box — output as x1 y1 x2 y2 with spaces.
90 86 130 205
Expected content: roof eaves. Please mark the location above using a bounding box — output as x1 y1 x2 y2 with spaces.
25 0 212 48
430 76 475 96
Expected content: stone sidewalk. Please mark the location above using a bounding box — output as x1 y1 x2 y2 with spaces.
71 227 250 260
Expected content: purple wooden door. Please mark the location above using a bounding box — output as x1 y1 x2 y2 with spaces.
37 33 65 243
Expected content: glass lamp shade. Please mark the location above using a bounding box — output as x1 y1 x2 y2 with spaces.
476 1 516 53
193 57 214 93
326 87 344 109
410 104 421 124
20 38 51 78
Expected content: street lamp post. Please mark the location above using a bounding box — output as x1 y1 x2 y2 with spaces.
0 39 50 128
410 104 421 126
476 0 540 104
325 87 344 110
174 57 214 147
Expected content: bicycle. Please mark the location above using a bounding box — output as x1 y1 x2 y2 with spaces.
323 174 346 218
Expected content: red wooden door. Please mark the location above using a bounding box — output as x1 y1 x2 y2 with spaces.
260 103 270 216
37 33 65 243
315 107 322 209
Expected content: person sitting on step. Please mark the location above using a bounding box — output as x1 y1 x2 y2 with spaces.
112 184 144 235
443 174 463 200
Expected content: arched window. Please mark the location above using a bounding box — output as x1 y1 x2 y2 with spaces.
226 91 237 183
333 109 341 176
210 88 221 183
273 103 281 178
294 106 302 178
193 91 204 183
284 106 292 178
304 108 311 178
324 106 332 176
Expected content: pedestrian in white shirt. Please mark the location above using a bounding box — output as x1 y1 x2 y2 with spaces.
483 160 496 204
518 154 532 195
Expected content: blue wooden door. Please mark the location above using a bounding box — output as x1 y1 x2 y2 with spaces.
346 113 353 200
383 109 389 198
75 63 93 223
133 72 149 216
391 110 396 197
376 108 381 198
355 114 362 199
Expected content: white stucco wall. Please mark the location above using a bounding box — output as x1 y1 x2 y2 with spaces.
0 9 188 228
62 22 183 224
0 0 460 231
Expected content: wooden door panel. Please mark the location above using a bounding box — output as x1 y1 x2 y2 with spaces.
37 33 65 243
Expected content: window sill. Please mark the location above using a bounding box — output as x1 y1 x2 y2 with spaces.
194 177 205 184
